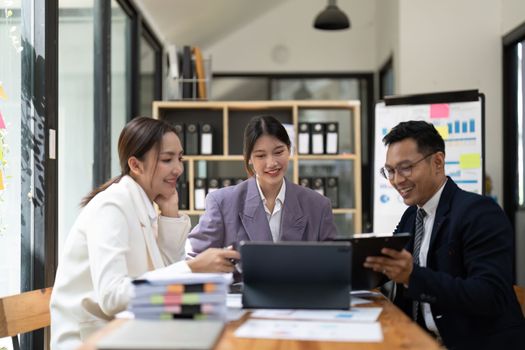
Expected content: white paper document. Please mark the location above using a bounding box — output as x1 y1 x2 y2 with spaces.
250 307 382 323
235 319 383 342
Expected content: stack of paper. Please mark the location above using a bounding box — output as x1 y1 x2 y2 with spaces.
130 273 231 321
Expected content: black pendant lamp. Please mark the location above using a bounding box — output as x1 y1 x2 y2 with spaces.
314 0 350 30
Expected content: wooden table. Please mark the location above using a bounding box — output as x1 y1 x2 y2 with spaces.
79 296 441 350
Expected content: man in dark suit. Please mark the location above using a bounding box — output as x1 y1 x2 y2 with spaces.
364 121 525 349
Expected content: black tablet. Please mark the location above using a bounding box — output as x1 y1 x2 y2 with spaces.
334 233 411 290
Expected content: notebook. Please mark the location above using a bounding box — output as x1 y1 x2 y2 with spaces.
96 319 224 350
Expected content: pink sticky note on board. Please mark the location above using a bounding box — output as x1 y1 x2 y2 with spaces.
430 104 450 119
0 109 5 129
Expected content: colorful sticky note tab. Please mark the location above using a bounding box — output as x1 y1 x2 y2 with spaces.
0 83 8 100
0 109 6 129
0 170 4 190
459 153 481 169
0 145 3 162
435 126 449 140
182 293 199 304
430 104 449 119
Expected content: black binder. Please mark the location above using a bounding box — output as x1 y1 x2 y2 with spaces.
173 123 185 151
181 46 193 99
325 122 338 154
194 178 206 210
185 123 199 155
312 177 325 196
325 177 339 208
311 123 325 154
200 123 213 155
298 123 311 154
240 241 352 309
207 178 220 194
220 178 233 188
299 177 311 188
177 181 189 210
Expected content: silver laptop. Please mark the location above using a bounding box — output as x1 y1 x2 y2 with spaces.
96 319 224 350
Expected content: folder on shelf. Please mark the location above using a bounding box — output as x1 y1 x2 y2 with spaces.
173 123 185 152
194 178 207 210
325 177 339 208
220 178 233 188
298 123 311 154
325 122 339 154
192 47 207 100
207 178 220 194
299 177 311 188
311 123 325 154
312 177 325 196
178 181 189 210
181 46 193 99
200 123 213 155
185 123 199 155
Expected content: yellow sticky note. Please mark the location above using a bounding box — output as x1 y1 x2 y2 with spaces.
0 146 3 161
459 153 481 169
435 126 449 140
0 84 8 100
0 170 4 190
7 10 13 18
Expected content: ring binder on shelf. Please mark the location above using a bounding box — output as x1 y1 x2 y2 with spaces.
185 123 199 155
177 181 189 210
311 123 325 154
299 177 311 188
220 178 233 188
325 122 338 154
298 123 311 154
325 177 339 208
207 178 220 194
200 123 213 155
312 177 325 196
173 123 185 151
194 178 207 210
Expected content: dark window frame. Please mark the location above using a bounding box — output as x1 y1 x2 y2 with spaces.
379 56 393 100
503 21 525 226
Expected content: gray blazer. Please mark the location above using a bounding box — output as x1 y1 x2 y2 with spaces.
188 177 338 256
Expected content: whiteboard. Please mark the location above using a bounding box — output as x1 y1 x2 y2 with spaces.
373 97 484 233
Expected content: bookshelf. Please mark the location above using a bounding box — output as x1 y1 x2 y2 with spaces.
153 100 362 234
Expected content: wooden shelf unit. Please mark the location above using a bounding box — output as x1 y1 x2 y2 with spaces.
153 100 362 234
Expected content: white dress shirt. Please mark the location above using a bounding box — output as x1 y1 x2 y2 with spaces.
417 179 447 335
256 177 286 242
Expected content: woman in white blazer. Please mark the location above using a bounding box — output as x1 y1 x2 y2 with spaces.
50 117 240 350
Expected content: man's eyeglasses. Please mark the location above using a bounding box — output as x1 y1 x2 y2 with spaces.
380 153 435 180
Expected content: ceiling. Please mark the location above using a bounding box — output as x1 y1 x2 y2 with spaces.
134 0 288 48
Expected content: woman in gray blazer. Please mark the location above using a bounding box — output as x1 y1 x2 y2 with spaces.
50 117 239 350
188 115 338 257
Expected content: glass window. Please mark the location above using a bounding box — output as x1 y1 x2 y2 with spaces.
139 36 156 117
0 2 23 349
518 41 524 207
111 1 131 176
58 1 95 250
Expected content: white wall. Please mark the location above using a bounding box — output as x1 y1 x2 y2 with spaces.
396 0 504 202
206 0 377 72
501 0 525 35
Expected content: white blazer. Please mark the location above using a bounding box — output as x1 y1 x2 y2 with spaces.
50 175 191 350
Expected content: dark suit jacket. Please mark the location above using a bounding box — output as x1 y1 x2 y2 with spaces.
188 177 338 255
393 178 525 349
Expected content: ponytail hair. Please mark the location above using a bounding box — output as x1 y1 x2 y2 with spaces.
80 117 178 207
